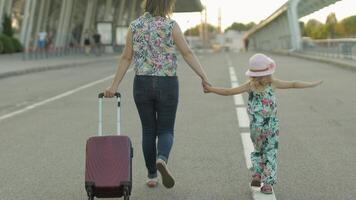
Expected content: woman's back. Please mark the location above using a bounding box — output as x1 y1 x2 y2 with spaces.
130 12 177 76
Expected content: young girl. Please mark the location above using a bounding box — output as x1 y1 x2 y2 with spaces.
203 53 322 194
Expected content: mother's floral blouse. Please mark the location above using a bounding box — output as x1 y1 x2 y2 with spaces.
130 12 177 76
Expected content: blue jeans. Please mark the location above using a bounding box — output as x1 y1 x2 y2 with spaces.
133 75 179 178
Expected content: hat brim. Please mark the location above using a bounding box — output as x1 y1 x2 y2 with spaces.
245 58 276 77
245 68 275 77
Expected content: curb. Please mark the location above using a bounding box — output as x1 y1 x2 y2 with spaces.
0 55 119 79
289 53 356 71
270 50 356 71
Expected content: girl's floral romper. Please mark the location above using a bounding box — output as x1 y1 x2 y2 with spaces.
247 84 279 185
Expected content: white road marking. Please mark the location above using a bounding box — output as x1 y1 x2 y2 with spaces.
251 186 277 200
0 69 133 122
236 107 250 128
231 81 239 88
229 67 238 82
241 132 253 169
226 54 277 200
229 68 244 106
234 95 244 106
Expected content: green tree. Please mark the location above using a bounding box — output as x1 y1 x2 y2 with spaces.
224 22 255 32
300 21 306 37
305 19 326 39
184 25 200 36
246 22 256 30
184 23 218 36
325 13 337 38
338 15 356 37
225 22 247 32
2 14 14 37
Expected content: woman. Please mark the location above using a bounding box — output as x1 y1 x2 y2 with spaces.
104 0 210 189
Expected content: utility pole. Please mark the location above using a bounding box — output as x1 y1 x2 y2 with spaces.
218 7 222 34
204 6 208 48
200 7 204 48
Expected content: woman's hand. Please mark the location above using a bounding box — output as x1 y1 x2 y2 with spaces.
202 80 211 93
104 86 117 98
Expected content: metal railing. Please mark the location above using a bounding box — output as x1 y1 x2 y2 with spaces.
22 45 87 60
302 38 356 61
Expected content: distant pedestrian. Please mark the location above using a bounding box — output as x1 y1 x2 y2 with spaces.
46 31 54 51
83 31 92 55
244 38 249 52
92 32 101 56
203 53 322 194
104 0 210 189
37 31 47 50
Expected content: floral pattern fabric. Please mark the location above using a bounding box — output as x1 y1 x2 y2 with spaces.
130 12 177 76
247 84 279 185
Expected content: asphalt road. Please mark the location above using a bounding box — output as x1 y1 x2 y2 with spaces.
0 52 355 200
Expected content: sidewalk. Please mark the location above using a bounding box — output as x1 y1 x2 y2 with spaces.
0 53 119 79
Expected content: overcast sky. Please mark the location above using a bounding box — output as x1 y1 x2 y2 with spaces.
172 0 356 32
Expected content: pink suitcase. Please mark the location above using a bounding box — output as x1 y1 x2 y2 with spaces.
85 93 133 200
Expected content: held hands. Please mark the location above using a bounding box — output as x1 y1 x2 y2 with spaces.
202 80 212 93
104 86 117 98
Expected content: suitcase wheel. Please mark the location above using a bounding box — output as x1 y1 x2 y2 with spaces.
123 186 130 200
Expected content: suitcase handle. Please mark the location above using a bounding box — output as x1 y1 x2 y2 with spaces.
98 92 121 136
98 92 121 98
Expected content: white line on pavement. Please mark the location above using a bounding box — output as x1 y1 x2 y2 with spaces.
251 186 277 200
241 132 253 169
0 69 132 122
0 75 112 122
231 81 239 88
236 107 250 128
229 68 244 106
229 67 238 82
234 95 244 106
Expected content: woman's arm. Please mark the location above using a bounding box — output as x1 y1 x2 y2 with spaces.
172 23 209 82
204 82 250 96
104 28 133 97
273 79 323 89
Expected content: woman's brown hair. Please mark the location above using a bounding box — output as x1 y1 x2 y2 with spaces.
143 0 176 17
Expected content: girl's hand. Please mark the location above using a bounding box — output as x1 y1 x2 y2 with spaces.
104 86 117 98
202 81 212 93
310 80 323 87
314 80 323 86
202 79 211 93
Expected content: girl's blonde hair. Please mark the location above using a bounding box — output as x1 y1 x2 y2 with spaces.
142 0 176 17
249 75 273 92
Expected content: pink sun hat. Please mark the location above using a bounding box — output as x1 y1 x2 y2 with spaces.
245 53 276 77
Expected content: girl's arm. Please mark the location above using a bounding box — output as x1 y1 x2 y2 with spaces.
104 28 133 97
173 23 209 83
273 79 323 89
205 82 250 96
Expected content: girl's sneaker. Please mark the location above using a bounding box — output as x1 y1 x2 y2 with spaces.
146 178 158 188
156 159 175 188
250 173 261 187
261 184 273 194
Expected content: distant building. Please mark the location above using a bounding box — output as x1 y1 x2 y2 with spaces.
0 0 202 51
186 36 203 49
216 30 246 52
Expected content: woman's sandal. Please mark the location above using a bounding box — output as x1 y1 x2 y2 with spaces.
261 184 273 194
146 178 158 188
250 173 261 187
